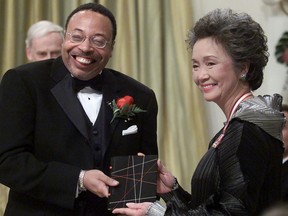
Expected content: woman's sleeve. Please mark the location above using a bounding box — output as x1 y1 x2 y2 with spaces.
161 120 281 215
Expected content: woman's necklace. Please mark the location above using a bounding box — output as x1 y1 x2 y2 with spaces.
212 92 253 148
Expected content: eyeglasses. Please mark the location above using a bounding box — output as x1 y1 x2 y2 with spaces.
65 31 110 49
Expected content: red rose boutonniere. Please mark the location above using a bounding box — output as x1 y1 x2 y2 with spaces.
108 95 146 123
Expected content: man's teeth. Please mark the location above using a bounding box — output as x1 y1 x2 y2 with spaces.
76 57 92 64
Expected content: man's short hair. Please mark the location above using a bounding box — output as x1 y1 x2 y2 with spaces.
25 20 63 48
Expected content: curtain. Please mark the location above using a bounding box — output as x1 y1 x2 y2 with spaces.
0 0 208 213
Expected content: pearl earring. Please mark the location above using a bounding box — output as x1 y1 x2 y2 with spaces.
240 74 246 81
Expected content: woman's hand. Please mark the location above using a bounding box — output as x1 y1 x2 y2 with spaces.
111 157 174 215
112 202 152 216
157 160 175 194
137 155 176 194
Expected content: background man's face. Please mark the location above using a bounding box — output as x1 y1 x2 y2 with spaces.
26 32 63 62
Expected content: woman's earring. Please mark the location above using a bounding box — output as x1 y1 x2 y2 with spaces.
240 74 246 81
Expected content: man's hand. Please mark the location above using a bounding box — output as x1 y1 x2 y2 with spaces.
83 169 119 197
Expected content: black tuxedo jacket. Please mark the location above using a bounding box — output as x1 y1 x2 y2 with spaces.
0 57 158 216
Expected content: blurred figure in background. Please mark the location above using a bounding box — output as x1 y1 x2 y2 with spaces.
25 20 63 62
275 31 288 104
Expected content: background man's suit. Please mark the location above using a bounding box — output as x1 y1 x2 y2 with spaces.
0 57 158 215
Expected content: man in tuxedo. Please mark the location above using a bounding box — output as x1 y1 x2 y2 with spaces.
0 3 158 216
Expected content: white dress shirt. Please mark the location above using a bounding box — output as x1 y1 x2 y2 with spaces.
77 86 103 125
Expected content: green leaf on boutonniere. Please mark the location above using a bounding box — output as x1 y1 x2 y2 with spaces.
108 96 146 123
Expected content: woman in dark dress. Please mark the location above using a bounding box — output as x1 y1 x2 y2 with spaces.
112 8 285 216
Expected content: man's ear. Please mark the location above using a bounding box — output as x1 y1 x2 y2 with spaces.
109 41 115 58
26 47 33 61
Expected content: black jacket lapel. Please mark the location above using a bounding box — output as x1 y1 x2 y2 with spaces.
100 70 119 156
50 58 89 140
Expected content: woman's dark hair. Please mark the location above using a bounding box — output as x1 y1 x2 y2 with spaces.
65 3 117 41
186 8 269 91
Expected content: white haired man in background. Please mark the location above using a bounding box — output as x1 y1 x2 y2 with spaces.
25 20 63 62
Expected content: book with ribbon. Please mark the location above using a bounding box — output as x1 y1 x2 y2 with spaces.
108 155 158 210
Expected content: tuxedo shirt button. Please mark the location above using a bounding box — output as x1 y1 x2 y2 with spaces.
93 130 98 135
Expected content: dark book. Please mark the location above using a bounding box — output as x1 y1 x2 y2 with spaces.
108 155 158 210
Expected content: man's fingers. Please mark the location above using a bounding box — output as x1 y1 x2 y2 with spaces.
107 177 119 186
84 170 119 197
93 170 119 186
101 173 118 186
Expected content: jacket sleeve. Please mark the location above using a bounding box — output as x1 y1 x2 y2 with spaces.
0 69 80 209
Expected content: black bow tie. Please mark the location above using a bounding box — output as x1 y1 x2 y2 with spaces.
72 75 103 92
